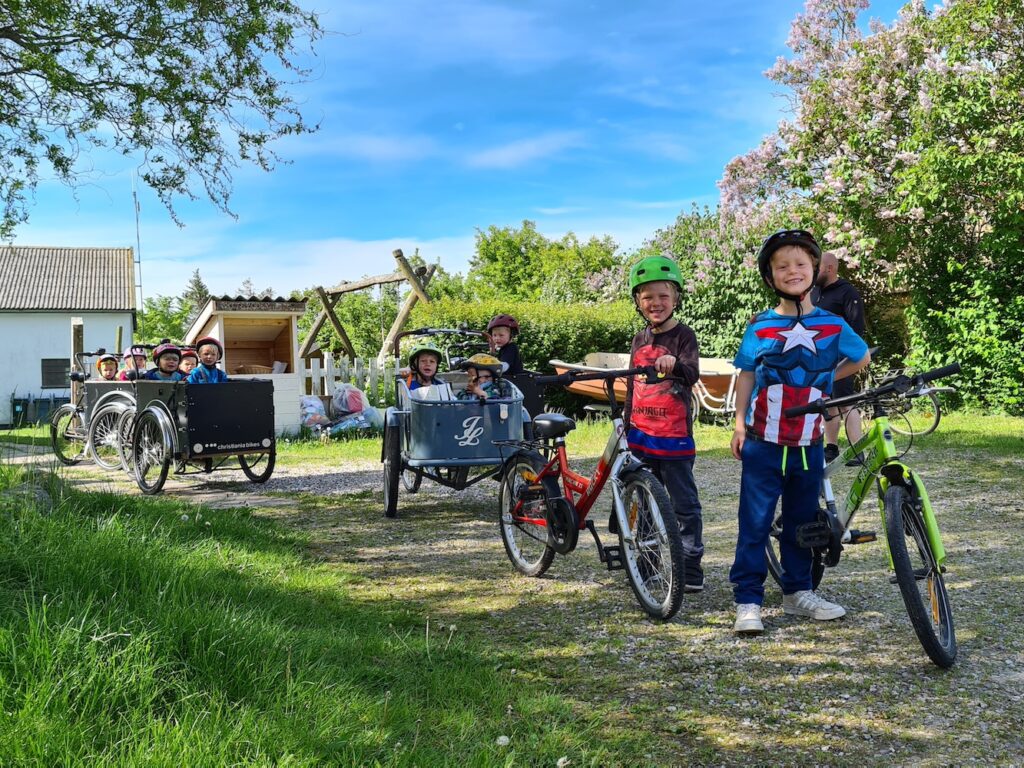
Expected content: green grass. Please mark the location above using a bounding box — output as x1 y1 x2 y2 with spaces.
0 425 50 447
14 409 1016 763
0 467 642 765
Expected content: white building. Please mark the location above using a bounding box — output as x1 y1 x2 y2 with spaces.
0 246 136 427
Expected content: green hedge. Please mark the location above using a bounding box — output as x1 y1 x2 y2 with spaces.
410 299 642 373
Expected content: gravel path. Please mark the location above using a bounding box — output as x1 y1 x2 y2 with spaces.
48 440 1024 766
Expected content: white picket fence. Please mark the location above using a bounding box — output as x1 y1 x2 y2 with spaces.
302 356 400 406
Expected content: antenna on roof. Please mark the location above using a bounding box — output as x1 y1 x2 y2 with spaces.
132 171 145 336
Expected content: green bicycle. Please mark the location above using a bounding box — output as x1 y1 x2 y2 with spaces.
766 363 960 668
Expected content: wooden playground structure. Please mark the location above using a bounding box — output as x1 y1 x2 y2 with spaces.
298 249 435 365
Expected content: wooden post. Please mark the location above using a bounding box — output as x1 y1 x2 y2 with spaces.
378 264 435 364
314 286 356 358
114 326 123 357
71 317 84 404
393 249 430 305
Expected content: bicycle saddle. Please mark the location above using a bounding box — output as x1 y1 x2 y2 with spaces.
532 413 576 438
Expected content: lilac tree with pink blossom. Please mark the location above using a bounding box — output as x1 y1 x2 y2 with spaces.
719 0 1024 412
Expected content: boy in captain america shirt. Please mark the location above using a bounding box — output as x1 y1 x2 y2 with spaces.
623 256 704 593
730 230 869 635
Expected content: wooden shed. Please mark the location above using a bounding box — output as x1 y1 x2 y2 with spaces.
185 296 307 435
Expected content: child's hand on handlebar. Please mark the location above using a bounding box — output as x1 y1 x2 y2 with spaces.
653 354 676 375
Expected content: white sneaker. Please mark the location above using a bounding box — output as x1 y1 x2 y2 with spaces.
783 590 846 620
734 603 764 634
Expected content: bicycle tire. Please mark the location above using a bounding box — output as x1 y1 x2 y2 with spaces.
383 423 400 518
239 449 276 483
132 410 172 495
401 467 422 493
116 409 136 474
618 469 685 619
766 508 825 590
50 404 86 465
498 451 557 577
88 404 128 470
890 392 941 437
884 485 957 668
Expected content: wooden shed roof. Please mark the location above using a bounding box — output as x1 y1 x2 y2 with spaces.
0 245 136 311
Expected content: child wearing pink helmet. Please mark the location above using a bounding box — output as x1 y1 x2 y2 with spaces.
117 346 149 380
145 341 185 381
187 336 228 383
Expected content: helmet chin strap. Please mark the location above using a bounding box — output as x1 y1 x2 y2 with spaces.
770 283 809 320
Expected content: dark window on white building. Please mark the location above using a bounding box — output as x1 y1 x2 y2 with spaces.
41 358 71 389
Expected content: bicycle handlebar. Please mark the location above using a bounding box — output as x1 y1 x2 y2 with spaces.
783 362 961 418
533 366 660 387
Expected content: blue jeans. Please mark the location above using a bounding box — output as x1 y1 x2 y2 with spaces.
643 456 703 577
729 438 823 605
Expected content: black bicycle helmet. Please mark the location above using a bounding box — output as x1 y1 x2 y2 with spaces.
756 229 822 303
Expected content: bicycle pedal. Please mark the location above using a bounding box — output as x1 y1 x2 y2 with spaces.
796 521 833 549
601 545 625 571
847 529 876 544
888 566 943 585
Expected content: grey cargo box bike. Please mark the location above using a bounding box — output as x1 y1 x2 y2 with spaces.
381 328 533 518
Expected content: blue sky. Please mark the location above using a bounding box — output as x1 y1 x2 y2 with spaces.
13 0 905 299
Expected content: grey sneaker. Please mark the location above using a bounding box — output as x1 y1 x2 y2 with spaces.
734 603 763 634
782 590 846 620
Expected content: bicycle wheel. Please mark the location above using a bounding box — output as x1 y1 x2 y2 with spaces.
116 409 136 474
50 404 86 465
884 485 957 668
618 469 685 619
766 508 825 590
132 410 172 495
88 404 127 470
239 449 276 483
383 423 400 518
401 467 422 493
498 451 556 577
890 392 941 437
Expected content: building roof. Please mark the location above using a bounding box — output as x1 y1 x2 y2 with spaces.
0 245 136 311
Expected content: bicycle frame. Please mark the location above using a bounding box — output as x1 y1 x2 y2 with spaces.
824 413 947 568
531 408 650 543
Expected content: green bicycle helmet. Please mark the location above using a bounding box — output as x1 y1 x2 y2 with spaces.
629 256 684 295
408 342 443 373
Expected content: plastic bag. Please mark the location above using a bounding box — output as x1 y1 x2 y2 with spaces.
300 395 331 427
331 382 370 418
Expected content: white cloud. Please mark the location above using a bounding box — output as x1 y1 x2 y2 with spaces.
466 131 584 170
145 234 478 297
280 131 439 163
533 205 586 216
625 132 695 163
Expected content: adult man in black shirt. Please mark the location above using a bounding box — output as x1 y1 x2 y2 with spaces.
813 251 868 463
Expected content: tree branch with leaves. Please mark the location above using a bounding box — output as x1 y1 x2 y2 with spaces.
0 0 322 238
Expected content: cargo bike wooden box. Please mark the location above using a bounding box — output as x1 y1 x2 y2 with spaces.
381 328 533 518
123 379 277 494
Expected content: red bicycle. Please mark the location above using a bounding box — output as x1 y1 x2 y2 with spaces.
497 366 686 619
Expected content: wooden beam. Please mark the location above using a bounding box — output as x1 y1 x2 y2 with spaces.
324 271 406 296
298 307 329 359
71 317 84 405
393 249 430 305
315 286 356 358
379 265 436 362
